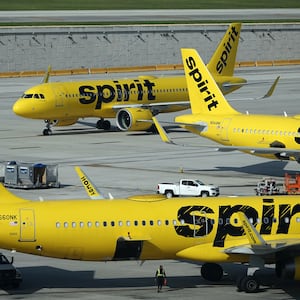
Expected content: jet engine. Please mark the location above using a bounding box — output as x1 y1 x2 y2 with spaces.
116 108 153 131
276 257 300 280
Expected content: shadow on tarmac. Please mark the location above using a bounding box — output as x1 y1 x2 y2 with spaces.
5 265 300 297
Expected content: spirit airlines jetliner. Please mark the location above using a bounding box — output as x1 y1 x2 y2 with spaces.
12 23 246 135
1 171 300 293
153 48 300 163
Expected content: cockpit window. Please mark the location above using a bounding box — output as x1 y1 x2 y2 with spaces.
22 93 45 99
22 94 33 98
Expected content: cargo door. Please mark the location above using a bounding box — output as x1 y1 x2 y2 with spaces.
19 209 36 242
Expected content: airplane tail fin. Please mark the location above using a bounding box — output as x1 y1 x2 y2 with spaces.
207 23 241 77
181 48 239 115
0 184 29 204
75 166 109 200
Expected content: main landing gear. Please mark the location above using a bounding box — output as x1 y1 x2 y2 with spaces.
96 118 111 130
200 263 260 293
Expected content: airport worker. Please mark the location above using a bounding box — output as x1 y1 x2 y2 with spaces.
155 265 167 292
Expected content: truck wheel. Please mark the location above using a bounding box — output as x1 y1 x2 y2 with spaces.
201 191 209 197
165 191 173 198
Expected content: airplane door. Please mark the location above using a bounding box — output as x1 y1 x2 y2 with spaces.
113 238 143 260
219 118 231 141
19 209 36 242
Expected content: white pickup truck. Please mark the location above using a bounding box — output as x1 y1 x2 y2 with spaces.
157 179 219 198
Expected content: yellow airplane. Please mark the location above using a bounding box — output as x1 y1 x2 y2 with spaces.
1 170 300 293
12 23 246 136
152 47 300 163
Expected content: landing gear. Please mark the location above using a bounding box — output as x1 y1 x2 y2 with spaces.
43 128 52 136
201 263 260 293
96 119 111 130
201 263 223 282
237 275 259 293
43 120 54 136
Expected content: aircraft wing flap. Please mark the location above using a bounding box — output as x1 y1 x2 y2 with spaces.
112 101 190 111
224 239 300 255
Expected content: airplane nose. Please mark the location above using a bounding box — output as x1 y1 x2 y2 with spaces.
13 100 32 117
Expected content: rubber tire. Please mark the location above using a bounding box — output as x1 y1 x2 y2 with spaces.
165 191 173 198
201 191 209 197
240 276 259 293
201 263 223 282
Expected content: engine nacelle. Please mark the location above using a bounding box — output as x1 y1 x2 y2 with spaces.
276 257 300 280
45 118 78 127
116 108 153 131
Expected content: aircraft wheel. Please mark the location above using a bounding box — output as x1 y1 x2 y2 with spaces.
238 276 259 293
43 128 51 136
96 119 111 130
102 120 111 130
201 263 223 281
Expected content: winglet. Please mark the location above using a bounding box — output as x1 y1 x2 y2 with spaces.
260 76 280 99
152 117 175 144
75 166 107 200
237 212 266 246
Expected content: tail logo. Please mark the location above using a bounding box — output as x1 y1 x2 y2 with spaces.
216 25 239 74
185 56 219 111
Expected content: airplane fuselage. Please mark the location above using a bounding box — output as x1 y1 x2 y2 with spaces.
2 188 300 264
13 75 245 120
176 113 300 161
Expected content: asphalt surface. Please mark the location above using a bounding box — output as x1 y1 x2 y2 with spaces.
0 9 299 23
0 65 300 298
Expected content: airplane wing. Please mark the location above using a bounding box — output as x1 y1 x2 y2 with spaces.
112 101 190 112
112 76 279 112
224 212 300 255
176 212 300 261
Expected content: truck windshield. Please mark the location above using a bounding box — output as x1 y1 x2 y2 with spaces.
195 180 204 185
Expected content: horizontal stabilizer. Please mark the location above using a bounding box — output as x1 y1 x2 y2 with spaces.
0 184 29 203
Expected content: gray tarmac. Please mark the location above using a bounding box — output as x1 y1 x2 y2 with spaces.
0 65 300 298
0 9 299 23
